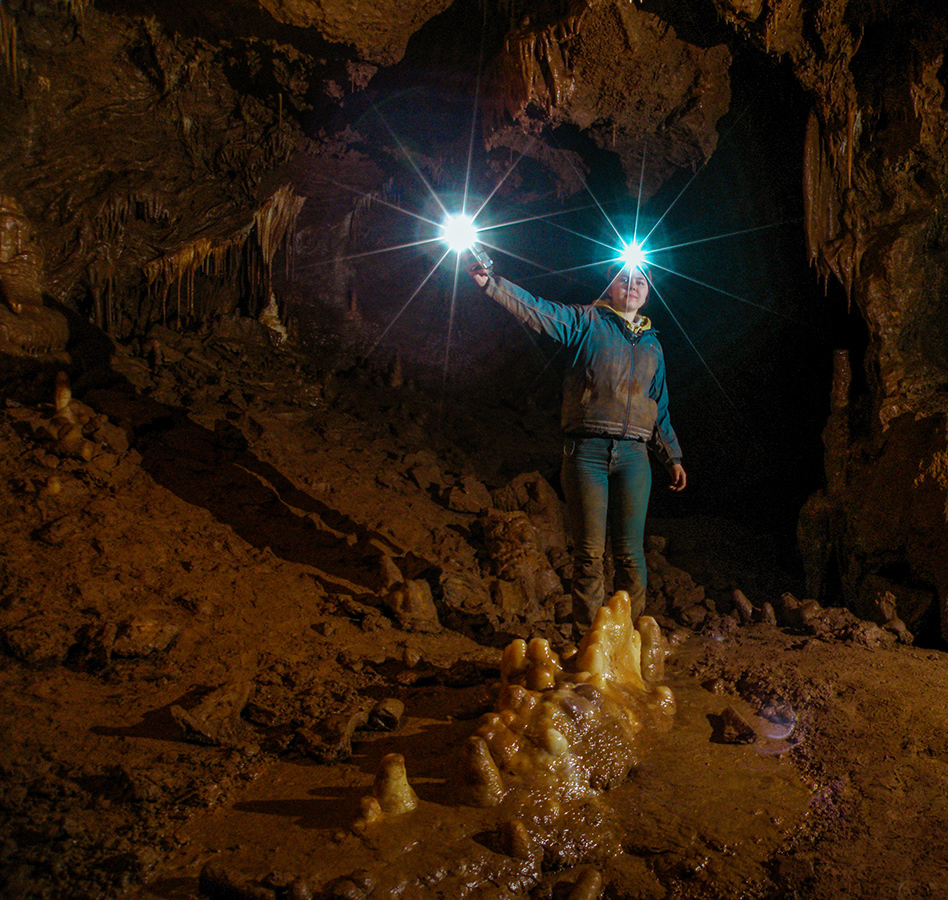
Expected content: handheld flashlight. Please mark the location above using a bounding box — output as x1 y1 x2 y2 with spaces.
442 213 493 274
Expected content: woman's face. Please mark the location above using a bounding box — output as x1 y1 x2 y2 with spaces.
607 266 649 313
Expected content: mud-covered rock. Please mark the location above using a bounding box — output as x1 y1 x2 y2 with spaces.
1 618 76 666
491 471 568 558
733 589 755 625
479 509 563 607
172 679 253 746
382 580 440 632
711 705 757 745
199 862 276 900
296 702 372 762
366 698 404 732
442 475 492 514
112 617 180 657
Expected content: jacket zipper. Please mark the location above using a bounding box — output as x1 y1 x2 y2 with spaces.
621 325 637 437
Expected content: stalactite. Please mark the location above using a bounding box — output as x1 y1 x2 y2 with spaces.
0 6 17 91
145 236 219 326
133 191 171 226
802 102 866 306
41 0 89 26
253 184 305 284
845 99 855 189
802 111 825 270
802 110 844 290
142 185 303 331
97 194 131 245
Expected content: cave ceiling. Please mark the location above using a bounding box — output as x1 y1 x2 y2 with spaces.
2 0 948 424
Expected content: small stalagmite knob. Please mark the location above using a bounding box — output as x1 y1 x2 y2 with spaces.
526 666 555 691
352 795 384 833
568 866 603 900
501 639 528 682
636 615 667 683
388 354 403 389
56 425 83 457
500 818 532 859
54 371 74 422
372 753 418 816
463 735 505 807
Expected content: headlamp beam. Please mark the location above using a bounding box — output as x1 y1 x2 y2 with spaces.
619 240 647 271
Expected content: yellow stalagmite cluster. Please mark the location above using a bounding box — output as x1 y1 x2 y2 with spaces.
353 591 675 888
465 591 674 809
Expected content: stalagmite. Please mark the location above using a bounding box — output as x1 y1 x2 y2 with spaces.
53 371 73 420
469 592 676 815
500 818 532 860
258 293 287 343
636 614 668 682
463 734 506 807
568 866 603 900
371 753 419 816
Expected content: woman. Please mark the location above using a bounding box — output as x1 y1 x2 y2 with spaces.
467 258 686 630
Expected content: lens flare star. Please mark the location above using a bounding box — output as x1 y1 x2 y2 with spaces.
441 213 479 253
619 239 648 270
297 76 803 425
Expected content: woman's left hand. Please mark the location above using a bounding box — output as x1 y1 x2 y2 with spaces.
467 261 490 289
668 463 687 491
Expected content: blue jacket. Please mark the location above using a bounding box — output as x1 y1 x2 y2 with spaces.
485 276 682 467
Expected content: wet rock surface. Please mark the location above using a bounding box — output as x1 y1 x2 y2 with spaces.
0 0 946 660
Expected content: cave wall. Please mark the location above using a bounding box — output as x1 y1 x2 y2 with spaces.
2 0 948 639
0 0 311 338
481 1 732 198
708 0 948 640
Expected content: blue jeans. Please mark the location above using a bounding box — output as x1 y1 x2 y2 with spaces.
561 435 651 626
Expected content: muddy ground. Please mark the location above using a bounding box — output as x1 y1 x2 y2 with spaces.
1 310 947 900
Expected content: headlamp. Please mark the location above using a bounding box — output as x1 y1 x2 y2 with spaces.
618 239 647 271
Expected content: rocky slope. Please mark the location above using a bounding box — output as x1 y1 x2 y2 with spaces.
0 313 946 900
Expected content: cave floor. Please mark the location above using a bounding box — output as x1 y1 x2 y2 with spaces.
135 644 814 900
1 323 948 900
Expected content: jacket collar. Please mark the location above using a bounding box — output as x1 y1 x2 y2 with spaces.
593 299 652 335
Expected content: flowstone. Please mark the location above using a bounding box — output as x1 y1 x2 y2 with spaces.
0 195 69 361
339 592 675 898
466 592 673 808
